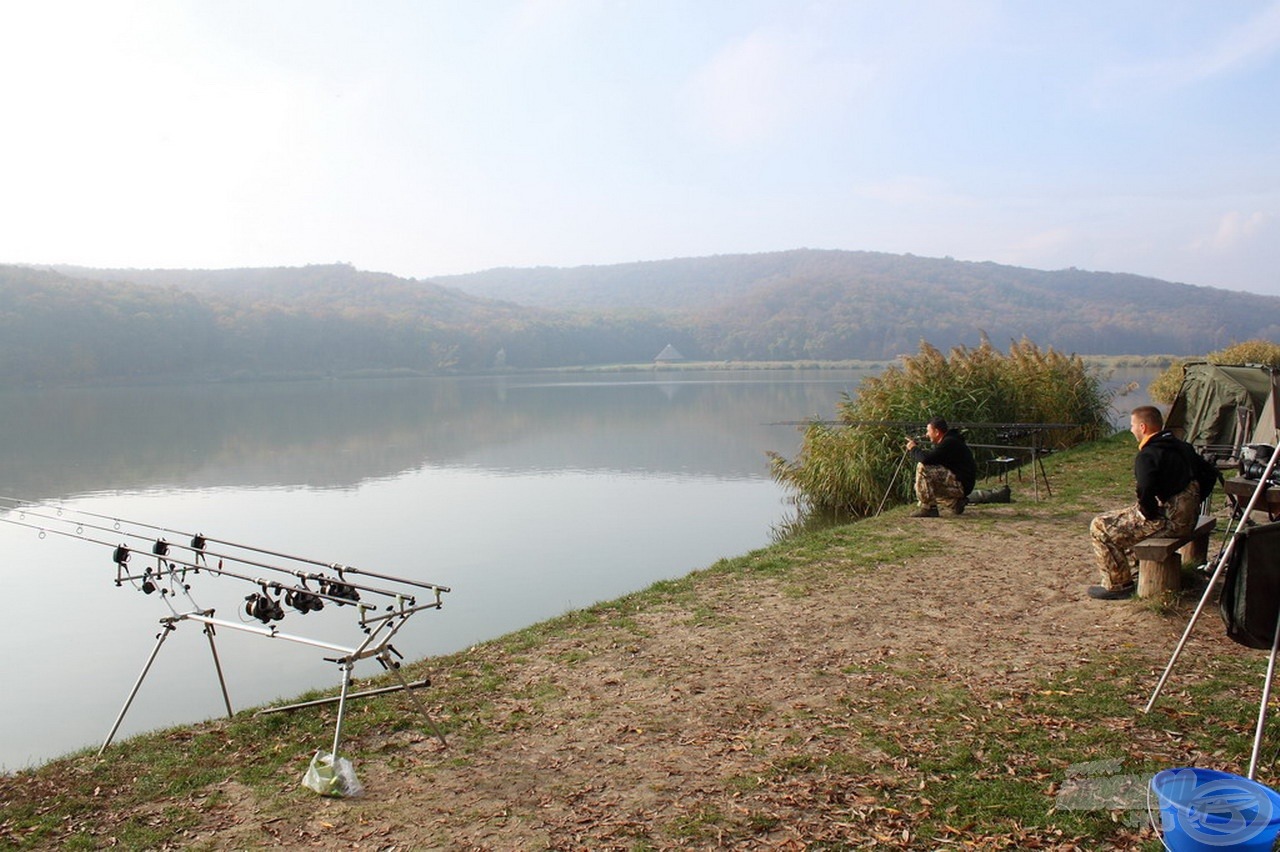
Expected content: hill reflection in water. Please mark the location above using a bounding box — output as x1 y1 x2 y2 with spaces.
0 370 868 770
0 366 1159 770
0 371 865 499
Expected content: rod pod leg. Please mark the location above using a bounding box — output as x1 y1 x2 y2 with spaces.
201 620 234 720
330 660 355 760
385 664 448 749
100 621 176 755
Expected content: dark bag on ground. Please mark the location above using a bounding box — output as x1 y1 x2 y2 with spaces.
1219 520 1280 650
967 484 1011 504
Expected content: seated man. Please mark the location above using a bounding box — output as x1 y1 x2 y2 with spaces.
1088 405 1200 600
906 416 976 517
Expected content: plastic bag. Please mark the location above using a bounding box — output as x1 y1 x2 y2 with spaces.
302 750 365 797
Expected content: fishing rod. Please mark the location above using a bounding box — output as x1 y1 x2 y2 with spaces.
0 513 211 613
0 495 449 596
1 502 202 560
117 538 415 608
0 505 423 608
0 511 445 635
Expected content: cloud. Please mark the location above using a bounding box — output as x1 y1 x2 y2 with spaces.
852 176 968 208
685 27 873 148
1191 210 1272 252
1095 1 1280 95
686 31 809 146
1006 227 1078 260
1184 0 1280 82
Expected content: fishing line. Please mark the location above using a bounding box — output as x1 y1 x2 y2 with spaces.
0 513 205 610
0 494 448 595
0 499 414 604
0 501 404 606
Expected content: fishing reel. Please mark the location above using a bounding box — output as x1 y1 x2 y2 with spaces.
245 587 286 623
190 533 207 565
286 582 325 614
320 578 361 606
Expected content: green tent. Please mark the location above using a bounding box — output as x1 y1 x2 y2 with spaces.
1165 362 1279 452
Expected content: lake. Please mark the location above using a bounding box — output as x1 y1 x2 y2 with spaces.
0 369 878 770
0 365 1157 771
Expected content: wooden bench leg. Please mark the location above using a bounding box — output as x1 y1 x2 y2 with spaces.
1179 534 1210 571
1137 554 1182 598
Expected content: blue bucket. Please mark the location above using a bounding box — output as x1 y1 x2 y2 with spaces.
1150 768 1280 851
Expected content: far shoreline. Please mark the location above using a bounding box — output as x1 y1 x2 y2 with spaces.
0 353 1181 392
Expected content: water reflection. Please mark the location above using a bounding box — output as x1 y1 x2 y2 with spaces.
0 371 865 500
0 370 869 770
0 365 1160 770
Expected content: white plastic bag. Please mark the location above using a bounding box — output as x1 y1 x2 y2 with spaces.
302 750 365 797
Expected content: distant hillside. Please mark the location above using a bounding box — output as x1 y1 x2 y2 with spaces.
433 249 1280 358
0 264 680 385
3 250 1277 386
49 263 528 324
431 252 813 312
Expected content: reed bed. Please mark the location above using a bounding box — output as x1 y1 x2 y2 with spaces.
770 337 1112 520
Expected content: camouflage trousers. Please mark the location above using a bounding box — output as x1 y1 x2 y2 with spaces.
914 463 967 512
1089 482 1201 590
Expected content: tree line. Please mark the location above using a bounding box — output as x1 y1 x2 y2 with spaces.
0 266 688 384
3 252 1278 386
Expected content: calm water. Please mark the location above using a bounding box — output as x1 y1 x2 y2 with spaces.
0 365 1157 770
0 369 871 770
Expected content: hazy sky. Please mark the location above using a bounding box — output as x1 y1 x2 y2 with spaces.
3 1 1279 296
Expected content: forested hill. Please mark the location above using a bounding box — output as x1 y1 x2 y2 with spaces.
433 249 1280 356
1 250 1277 386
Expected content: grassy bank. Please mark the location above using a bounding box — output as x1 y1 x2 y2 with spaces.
0 433 1270 850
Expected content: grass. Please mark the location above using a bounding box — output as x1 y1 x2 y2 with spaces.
0 432 1267 849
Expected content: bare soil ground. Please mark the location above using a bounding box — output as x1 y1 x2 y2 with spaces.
149 490 1251 851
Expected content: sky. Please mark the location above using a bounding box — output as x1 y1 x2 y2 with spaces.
2 1 1279 296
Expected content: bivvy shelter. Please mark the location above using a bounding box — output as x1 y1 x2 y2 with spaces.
1165 361 1280 458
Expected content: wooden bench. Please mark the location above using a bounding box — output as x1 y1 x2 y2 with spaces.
1133 516 1217 598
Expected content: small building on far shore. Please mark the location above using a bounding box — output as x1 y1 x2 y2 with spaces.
654 343 685 364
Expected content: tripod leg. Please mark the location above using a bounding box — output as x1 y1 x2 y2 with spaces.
1247 605 1280 779
331 661 354 759
100 622 175 755
386 664 448 749
1145 556 1228 713
202 621 234 719
1036 455 1052 497
875 451 910 517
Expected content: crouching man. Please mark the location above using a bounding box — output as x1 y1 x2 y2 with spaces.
906 416 976 518
1087 405 1200 600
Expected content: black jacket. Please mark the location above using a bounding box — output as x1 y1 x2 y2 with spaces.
1134 430 1194 520
910 429 977 495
